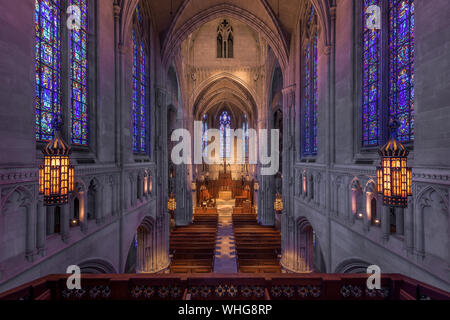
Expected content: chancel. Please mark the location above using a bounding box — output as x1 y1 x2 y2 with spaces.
0 0 449 302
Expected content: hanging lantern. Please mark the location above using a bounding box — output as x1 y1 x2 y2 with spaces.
274 192 283 214
39 120 74 206
377 119 412 208
168 193 177 219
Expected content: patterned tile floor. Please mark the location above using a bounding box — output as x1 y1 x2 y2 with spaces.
213 199 238 273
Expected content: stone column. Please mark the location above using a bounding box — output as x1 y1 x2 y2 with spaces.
25 202 37 262
95 186 103 224
61 204 71 243
36 199 47 256
381 205 390 241
396 208 404 235
404 197 414 253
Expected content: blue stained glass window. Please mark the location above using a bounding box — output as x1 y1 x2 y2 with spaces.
389 0 414 143
362 0 381 147
132 29 147 154
303 31 318 156
361 0 415 147
70 0 89 146
219 111 231 160
35 0 62 142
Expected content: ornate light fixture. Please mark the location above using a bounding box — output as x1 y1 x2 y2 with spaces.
377 119 412 208
274 192 283 214
254 181 259 192
38 118 74 206
168 193 177 219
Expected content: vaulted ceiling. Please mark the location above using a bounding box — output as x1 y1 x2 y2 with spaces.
118 0 332 69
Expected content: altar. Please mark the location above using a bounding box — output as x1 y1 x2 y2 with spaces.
218 190 233 200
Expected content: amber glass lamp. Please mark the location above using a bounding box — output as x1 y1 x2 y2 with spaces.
168 193 177 218
39 118 74 206
274 192 283 214
377 119 412 208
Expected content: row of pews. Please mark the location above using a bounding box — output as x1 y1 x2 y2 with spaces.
233 214 282 273
169 214 218 273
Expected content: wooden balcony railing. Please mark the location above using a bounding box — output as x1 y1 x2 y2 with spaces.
1 273 449 301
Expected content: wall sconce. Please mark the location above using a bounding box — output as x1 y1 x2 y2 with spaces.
357 213 364 220
373 218 381 226
38 117 74 206
377 119 412 208
254 181 259 192
191 181 197 191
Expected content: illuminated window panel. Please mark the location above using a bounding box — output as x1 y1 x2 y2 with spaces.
132 29 148 154
389 0 415 143
35 0 62 142
362 0 381 147
219 111 231 160
70 0 89 146
303 31 318 156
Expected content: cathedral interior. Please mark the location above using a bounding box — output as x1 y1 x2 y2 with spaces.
0 0 449 302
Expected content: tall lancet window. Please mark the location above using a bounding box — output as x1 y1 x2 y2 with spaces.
219 111 231 160
242 115 249 163
217 20 233 58
202 114 208 158
302 6 318 156
70 0 89 146
389 0 415 143
35 0 62 142
361 0 415 147
132 6 148 154
362 0 381 147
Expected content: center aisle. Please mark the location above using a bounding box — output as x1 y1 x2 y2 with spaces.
213 199 238 273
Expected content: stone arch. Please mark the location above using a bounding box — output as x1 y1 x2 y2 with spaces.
1 185 33 212
160 2 290 70
295 217 315 273
414 186 449 259
192 73 259 121
87 178 102 222
335 258 372 274
79 258 117 274
135 216 156 273
364 179 379 223
350 178 364 217
0 186 33 263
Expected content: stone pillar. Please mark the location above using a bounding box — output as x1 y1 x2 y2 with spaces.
36 199 47 256
381 206 390 241
396 208 404 235
61 204 70 243
404 197 414 253
25 202 37 262
95 186 103 224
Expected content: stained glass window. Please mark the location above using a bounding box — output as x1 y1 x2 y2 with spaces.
35 0 62 142
202 115 208 157
361 0 415 147
219 111 231 160
132 29 147 154
242 115 249 163
303 32 318 156
362 0 381 147
70 0 89 146
389 0 415 143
